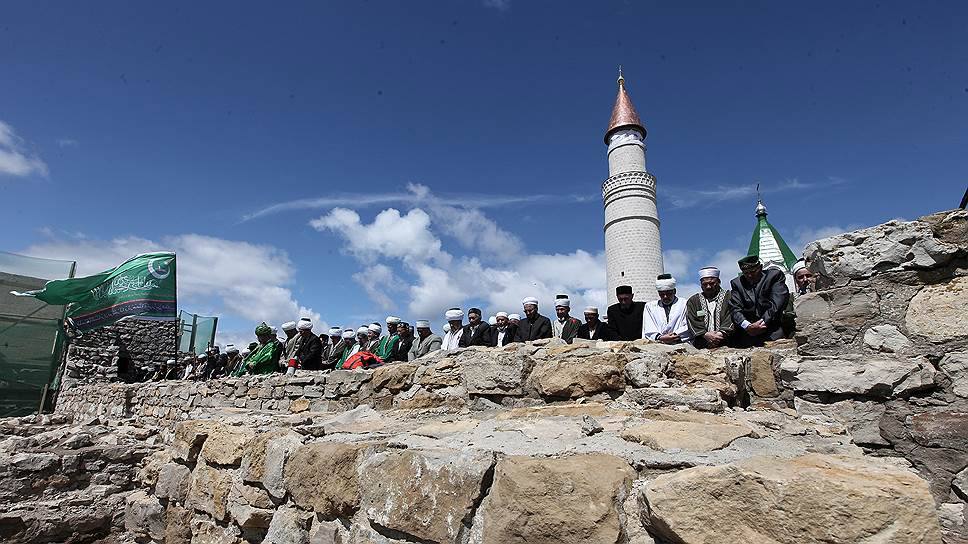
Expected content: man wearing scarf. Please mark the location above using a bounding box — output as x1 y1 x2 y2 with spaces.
552 296 583 344
336 329 359 368
643 275 691 344
374 316 402 361
442 308 465 350
686 267 734 349
233 322 283 376
729 255 790 347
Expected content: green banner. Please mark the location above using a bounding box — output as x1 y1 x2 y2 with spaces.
11 252 176 332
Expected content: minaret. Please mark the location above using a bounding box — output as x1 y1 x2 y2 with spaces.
603 69 663 304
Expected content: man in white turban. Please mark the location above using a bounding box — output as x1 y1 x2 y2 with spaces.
514 297 552 342
442 308 464 350
686 267 734 349
373 316 402 362
294 318 323 370
322 326 343 368
643 274 691 344
551 295 582 343
508 314 521 325
281 320 301 362
335 329 359 369
577 306 617 341
409 319 443 360
489 312 517 347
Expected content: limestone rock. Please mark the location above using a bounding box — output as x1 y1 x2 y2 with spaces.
794 286 879 354
309 518 350 544
200 424 255 466
412 419 480 438
172 420 219 463
621 412 752 451
642 453 942 543
124 490 165 541
191 518 244 544
794 397 888 446
264 506 313 544
863 324 912 353
472 454 634 544
669 351 732 398
228 478 274 529
187 462 234 521
780 355 934 397
359 448 495 544
285 442 374 518
165 504 193 544
581 415 604 436
748 349 779 397
623 387 725 413
906 277 968 342
155 462 191 502
459 350 533 396
937 502 967 544
529 353 625 398
240 430 302 500
318 405 385 434
953 466 968 500
940 352 968 398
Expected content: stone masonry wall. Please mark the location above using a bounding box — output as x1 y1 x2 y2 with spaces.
63 318 177 387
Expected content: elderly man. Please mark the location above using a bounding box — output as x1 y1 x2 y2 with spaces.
234 322 283 376
791 261 815 296
508 314 521 325
730 255 790 347
577 306 617 341
552 296 583 343
321 326 341 366
281 321 300 361
514 297 553 342
294 318 323 370
489 312 517 347
643 275 691 344
607 285 646 341
460 307 492 347
373 316 402 361
442 308 465 350
395 322 415 361
410 320 443 359
686 267 734 349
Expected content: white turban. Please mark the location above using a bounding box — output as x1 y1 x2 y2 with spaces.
495 311 508 318
791 260 807 275
342 329 355 339
328 327 342 336
555 297 570 308
281 321 297 331
271 326 278 334
488 315 497 325
522 296 539 307
698 267 720 280
656 277 677 292
508 313 521 321
225 344 238 353
415 320 430 328
297 319 313 331
368 323 382 333
584 306 599 314
445 309 464 320
356 326 370 335
385 316 401 324
166 359 175 364
240 349 250 357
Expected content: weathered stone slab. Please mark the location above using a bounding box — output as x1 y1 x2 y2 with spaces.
187 462 234 521
623 387 725 413
621 412 752 451
780 355 934 397
200 424 255 466
240 430 302 499
529 353 625 398
171 420 219 463
794 286 879 354
940 352 968 398
794 397 889 446
863 324 912 353
642 453 942 543
906 277 968 342
155 462 191 502
124 490 164 541
749 349 779 397
284 442 376 518
460 350 533 396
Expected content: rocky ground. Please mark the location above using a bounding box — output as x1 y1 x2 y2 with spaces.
0 208 965 544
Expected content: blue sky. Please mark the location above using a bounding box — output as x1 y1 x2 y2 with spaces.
2 1 966 345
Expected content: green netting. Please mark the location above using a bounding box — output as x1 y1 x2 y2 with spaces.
178 310 218 353
0 251 75 416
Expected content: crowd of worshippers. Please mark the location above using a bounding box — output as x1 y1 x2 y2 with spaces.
173 254 815 378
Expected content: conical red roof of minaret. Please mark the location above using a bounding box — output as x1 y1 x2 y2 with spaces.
604 71 647 144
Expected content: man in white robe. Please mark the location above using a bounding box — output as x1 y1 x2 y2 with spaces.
442 308 465 350
643 274 692 344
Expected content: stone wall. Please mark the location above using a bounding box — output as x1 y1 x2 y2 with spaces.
63 318 178 387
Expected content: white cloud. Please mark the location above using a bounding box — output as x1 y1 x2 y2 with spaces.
352 264 402 311
20 233 321 330
0 121 49 178
57 138 78 148
664 177 847 209
483 0 510 10
310 207 448 266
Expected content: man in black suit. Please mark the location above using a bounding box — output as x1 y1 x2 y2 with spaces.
459 307 492 347
729 255 790 347
606 285 646 340
489 312 518 347
577 306 617 341
295 319 323 370
513 296 552 342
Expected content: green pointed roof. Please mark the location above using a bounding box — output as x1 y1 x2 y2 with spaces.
747 200 798 271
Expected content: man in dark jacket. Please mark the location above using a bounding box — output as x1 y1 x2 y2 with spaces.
576 306 618 341
513 296 552 342
459 307 492 347
729 255 790 347
552 296 583 344
606 285 646 340
489 312 518 347
295 319 324 370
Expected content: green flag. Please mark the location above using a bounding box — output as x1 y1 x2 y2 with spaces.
11 252 177 332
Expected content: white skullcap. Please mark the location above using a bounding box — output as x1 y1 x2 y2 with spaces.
445 309 464 320
241 349 250 356
488 315 497 325
656 277 677 292
226 344 238 353
385 316 401 324
198 353 208 360
341 329 355 339
166 359 175 364
584 306 599 314
415 320 430 328
368 323 382 333
496 311 508 318
555 297 570 308
791 260 808 274
328 327 342 335
698 267 720 280
521 296 539 307
281 321 297 331
508 313 521 320
356 326 370 335
297 319 313 331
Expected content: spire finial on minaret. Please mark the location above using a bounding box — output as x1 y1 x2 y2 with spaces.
618 65 625 86
605 68 646 144
754 184 768 217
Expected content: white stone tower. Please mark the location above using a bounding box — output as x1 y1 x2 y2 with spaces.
603 70 663 304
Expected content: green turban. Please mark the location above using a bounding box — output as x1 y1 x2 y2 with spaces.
254 322 273 335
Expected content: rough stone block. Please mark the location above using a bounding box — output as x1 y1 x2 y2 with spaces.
460 350 533 396
529 353 625 398
781 355 934 397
